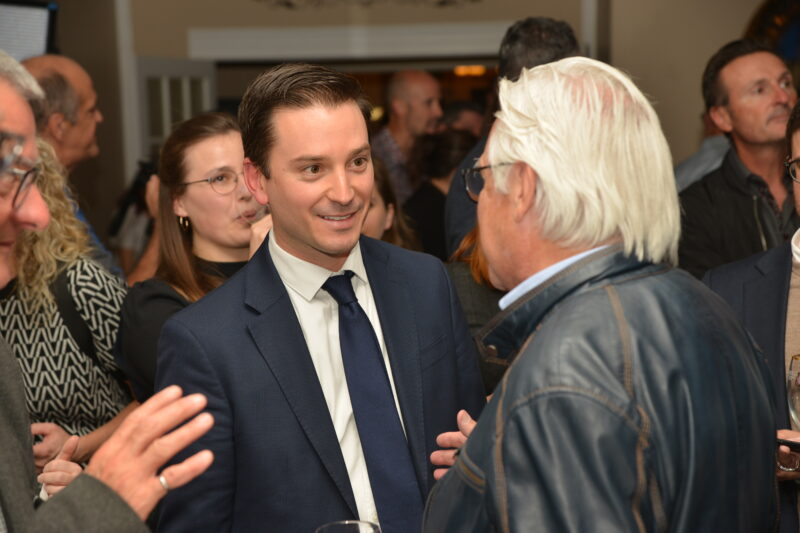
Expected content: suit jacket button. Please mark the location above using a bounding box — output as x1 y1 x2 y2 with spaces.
485 345 498 357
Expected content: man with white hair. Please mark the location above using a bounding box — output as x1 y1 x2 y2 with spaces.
0 50 213 532
423 57 777 531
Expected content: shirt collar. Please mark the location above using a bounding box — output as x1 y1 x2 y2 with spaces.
499 245 610 310
728 147 755 182
268 231 368 302
728 146 793 190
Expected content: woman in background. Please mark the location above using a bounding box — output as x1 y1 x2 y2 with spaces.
0 138 134 472
116 112 269 402
362 156 419 250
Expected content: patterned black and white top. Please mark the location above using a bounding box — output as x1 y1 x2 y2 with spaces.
0 258 130 436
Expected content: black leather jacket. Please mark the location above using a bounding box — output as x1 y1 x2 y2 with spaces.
679 148 800 279
423 247 777 532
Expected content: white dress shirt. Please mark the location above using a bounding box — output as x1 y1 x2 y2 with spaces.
269 233 404 525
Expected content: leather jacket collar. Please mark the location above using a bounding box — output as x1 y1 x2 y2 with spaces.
474 244 655 365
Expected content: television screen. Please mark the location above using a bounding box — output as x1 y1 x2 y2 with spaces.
0 1 57 61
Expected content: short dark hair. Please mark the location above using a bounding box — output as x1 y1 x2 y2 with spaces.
35 70 80 127
498 17 579 81
788 101 800 156
238 63 371 175
701 39 777 111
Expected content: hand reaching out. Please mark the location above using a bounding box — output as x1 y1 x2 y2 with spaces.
84 385 214 520
430 409 477 480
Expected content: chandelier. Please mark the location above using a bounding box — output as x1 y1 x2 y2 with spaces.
254 0 481 8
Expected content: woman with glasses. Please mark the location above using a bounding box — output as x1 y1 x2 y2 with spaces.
0 138 135 475
116 112 268 403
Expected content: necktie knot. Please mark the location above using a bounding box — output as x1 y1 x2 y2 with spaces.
322 270 357 306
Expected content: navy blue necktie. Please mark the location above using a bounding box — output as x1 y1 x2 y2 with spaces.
322 271 423 533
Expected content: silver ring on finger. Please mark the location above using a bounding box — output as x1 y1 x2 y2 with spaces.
158 474 170 492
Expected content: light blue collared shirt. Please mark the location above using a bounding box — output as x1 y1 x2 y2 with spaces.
499 246 610 310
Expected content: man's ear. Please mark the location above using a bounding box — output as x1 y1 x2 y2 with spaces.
708 105 733 134
390 98 407 120
509 162 537 223
243 157 270 206
45 112 68 142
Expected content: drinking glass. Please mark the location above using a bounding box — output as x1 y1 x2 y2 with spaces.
787 354 800 430
315 520 381 533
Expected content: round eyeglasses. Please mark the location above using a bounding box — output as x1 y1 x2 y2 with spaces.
181 169 242 195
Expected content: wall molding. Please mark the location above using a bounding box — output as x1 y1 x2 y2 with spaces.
189 21 514 61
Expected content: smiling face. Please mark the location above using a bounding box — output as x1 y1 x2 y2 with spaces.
0 81 50 287
712 52 797 147
172 130 253 262
249 102 372 271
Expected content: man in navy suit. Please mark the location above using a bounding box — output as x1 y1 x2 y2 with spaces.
704 100 800 533
155 63 485 533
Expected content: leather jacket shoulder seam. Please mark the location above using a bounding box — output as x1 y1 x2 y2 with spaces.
605 285 635 398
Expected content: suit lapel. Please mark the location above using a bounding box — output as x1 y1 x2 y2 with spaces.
361 238 428 496
244 243 358 517
743 244 792 426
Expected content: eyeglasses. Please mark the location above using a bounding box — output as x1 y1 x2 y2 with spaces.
787 157 800 183
462 161 512 202
182 169 242 195
1 164 41 209
0 131 24 175
0 131 43 209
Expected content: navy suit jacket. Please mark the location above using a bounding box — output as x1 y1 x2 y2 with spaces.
704 243 796 533
155 236 485 532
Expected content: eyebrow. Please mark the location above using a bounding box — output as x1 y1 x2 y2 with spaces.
201 165 237 177
289 144 371 165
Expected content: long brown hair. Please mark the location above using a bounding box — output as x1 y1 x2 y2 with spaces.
156 112 240 302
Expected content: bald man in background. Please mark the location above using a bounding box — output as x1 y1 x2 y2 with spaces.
22 54 158 283
371 70 443 204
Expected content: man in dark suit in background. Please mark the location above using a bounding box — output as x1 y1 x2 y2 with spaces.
156 63 485 533
444 16 579 256
704 100 800 533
